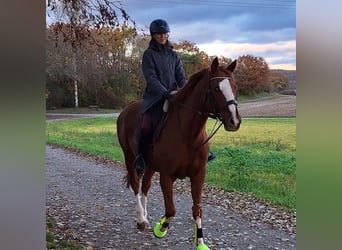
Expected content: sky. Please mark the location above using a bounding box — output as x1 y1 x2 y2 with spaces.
121 0 296 70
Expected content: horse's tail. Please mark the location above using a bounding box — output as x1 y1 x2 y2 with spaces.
122 171 143 189
122 174 131 189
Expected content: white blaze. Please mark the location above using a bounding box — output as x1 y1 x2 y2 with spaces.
219 78 239 126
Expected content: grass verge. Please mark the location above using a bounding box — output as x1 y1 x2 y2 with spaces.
46 117 296 210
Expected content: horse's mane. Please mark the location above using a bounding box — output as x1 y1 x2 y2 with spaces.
174 64 236 103
176 68 209 102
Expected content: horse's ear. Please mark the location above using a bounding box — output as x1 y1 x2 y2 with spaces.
227 60 237 73
211 57 219 71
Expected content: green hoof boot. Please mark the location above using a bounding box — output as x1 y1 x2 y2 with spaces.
153 217 168 238
197 243 210 250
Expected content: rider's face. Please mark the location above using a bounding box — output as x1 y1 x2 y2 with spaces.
153 32 169 45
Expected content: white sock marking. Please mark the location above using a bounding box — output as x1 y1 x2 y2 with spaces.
136 194 145 224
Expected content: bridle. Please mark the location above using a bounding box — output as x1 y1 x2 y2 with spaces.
208 76 238 110
196 76 238 145
175 74 238 146
175 76 237 117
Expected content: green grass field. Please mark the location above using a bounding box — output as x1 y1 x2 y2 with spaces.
46 117 296 210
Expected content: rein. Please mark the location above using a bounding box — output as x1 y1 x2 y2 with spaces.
196 118 223 148
175 101 223 147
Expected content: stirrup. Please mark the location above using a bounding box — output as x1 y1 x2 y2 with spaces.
133 154 146 171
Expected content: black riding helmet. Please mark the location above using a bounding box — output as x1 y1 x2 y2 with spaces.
149 19 170 35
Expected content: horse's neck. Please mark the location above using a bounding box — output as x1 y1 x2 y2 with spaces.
172 83 209 142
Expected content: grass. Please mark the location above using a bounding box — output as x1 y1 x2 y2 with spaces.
206 118 295 209
46 117 296 210
46 107 121 114
47 117 124 162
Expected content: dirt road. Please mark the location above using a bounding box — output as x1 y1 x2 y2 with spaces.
46 145 296 249
238 95 296 118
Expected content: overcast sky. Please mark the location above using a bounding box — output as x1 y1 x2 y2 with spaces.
121 0 296 70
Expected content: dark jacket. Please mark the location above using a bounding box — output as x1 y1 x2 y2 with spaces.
141 39 186 113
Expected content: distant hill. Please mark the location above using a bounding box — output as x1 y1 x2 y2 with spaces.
271 69 296 90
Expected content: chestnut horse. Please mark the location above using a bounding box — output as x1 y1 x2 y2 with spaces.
116 58 241 250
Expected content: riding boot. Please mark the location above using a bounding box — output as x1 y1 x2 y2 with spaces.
133 133 149 171
207 151 217 163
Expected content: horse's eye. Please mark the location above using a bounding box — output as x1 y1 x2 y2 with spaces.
215 87 220 92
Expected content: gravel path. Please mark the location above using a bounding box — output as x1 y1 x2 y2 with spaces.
46 145 296 250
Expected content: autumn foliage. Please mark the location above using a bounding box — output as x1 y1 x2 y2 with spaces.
46 0 291 109
46 24 210 109
234 55 271 96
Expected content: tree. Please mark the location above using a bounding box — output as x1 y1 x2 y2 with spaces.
269 71 289 92
46 0 136 109
173 40 209 78
46 22 139 109
126 35 150 97
47 0 136 32
235 55 270 96
217 56 233 66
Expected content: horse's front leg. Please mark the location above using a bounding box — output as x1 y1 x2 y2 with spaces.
191 171 210 250
153 174 175 238
136 168 155 231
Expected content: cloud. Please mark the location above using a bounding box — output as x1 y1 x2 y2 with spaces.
114 0 296 69
197 40 296 70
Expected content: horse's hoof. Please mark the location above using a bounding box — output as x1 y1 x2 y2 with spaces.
197 244 210 250
153 221 168 238
137 221 149 231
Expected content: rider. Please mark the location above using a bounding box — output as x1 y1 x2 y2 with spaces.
133 19 216 171
133 19 187 171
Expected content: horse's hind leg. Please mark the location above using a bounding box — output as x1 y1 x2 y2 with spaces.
122 151 148 231
126 167 150 231
136 167 155 230
190 173 210 250
128 167 149 231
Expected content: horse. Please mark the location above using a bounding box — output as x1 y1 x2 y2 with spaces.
116 57 241 250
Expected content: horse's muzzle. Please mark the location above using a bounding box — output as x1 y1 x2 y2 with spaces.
224 117 241 131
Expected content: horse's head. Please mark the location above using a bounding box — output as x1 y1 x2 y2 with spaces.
207 57 241 131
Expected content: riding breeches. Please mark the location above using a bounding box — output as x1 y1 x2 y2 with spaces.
140 111 152 137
